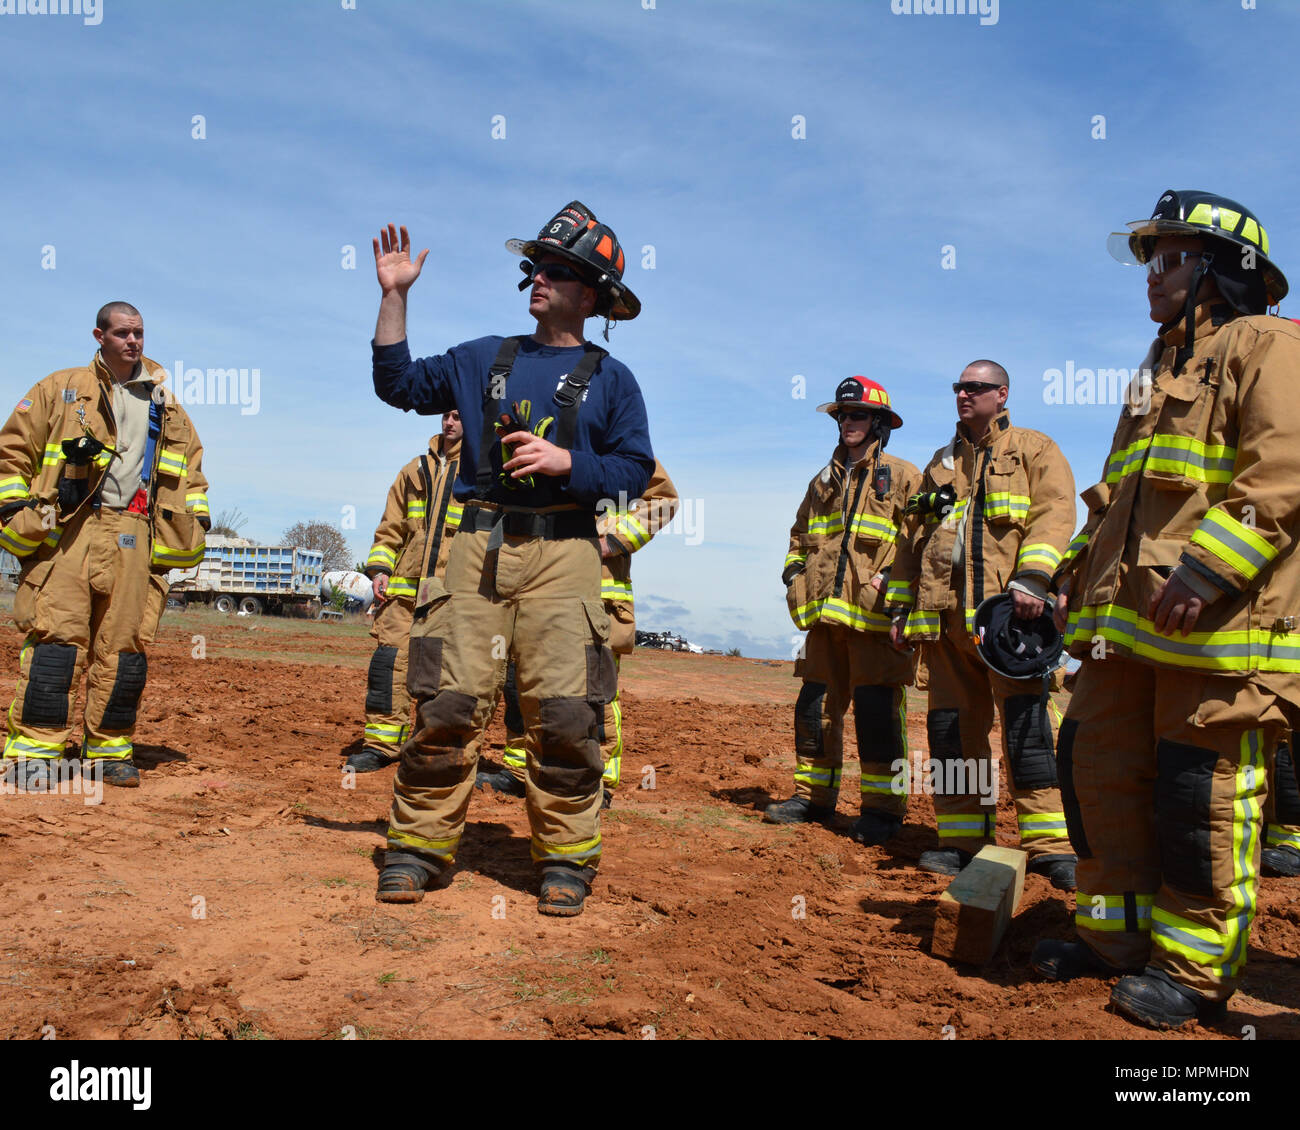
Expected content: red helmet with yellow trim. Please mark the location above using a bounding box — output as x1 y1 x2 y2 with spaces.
816 376 903 429
506 201 640 320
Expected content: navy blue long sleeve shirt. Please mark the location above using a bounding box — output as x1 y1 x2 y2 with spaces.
373 334 653 508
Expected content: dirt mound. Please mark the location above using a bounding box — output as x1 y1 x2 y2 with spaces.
1 611 1298 1040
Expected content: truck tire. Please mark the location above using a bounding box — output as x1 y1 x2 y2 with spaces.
214 595 236 614
238 596 263 616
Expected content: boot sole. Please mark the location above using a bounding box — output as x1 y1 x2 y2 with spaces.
375 889 426 904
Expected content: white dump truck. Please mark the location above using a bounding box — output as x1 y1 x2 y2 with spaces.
165 534 325 615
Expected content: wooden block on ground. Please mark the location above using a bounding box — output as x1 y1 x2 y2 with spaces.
931 845 1027 966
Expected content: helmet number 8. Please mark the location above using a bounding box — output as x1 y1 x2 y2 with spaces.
550 222 563 234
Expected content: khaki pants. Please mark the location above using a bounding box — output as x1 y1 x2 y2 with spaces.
387 526 615 881
921 611 1071 859
4 507 166 763
1060 655 1281 1000
792 621 914 812
362 596 414 756
501 651 622 788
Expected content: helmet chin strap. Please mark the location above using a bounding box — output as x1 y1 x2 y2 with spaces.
1176 252 1214 372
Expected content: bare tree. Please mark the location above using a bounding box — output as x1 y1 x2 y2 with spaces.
210 507 248 538
283 521 351 573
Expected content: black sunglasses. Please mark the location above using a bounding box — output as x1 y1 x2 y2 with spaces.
953 381 1002 395
522 260 592 286
837 409 875 421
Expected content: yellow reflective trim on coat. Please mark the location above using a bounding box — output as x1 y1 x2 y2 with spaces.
1105 434 1236 485
1061 529 1089 567
445 502 463 530
807 512 845 537
790 597 824 630
406 500 428 520
1190 509 1277 584
366 544 398 570
1067 601 1300 673
849 514 898 543
984 492 1030 520
0 475 29 502
385 577 417 600
601 577 632 602
185 490 209 515
819 598 892 633
903 610 942 638
156 448 188 476
387 826 460 858
41 441 63 469
1017 542 1063 573
0 526 42 556
885 579 914 606
784 551 807 570
150 542 205 568
43 525 62 548
615 512 650 550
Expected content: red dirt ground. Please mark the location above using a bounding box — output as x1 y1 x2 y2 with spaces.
1 608 1298 1041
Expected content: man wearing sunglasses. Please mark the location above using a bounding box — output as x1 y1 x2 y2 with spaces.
1032 190 1300 1030
368 202 654 917
768 377 921 844
886 360 1078 891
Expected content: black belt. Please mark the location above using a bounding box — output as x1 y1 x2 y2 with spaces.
460 504 597 541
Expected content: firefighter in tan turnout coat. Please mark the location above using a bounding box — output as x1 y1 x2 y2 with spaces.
0 302 210 789
348 410 463 773
1031 189 1300 1030
886 360 1078 890
765 377 920 845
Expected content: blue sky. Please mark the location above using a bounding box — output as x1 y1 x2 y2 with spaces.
2 0 1297 657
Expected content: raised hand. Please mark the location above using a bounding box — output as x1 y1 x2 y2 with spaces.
373 224 429 295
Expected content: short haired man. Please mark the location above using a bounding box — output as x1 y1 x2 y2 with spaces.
0 303 210 788
1032 190 1300 1029
886 361 1078 890
348 409 463 773
765 377 920 844
369 202 654 916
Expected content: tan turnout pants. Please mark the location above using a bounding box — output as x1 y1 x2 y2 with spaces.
387 525 615 881
362 596 414 757
921 611 1071 859
792 621 914 813
1059 656 1280 1000
4 507 166 763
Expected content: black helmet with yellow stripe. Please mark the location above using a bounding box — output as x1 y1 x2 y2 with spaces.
1108 189 1288 312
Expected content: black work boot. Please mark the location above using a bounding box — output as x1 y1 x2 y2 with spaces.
1030 939 1142 982
1027 853 1078 892
376 853 443 904
849 810 902 846
917 848 974 876
1262 845 1300 877
345 749 397 774
3 757 55 790
762 796 835 825
475 768 526 797
92 759 140 788
1110 967 1227 1030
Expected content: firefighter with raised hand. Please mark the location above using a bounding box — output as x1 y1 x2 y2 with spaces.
477 459 679 803
369 203 654 916
1032 189 1300 1029
347 410 463 773
765 377 920 845
0 302 209 788
885 360 1078 889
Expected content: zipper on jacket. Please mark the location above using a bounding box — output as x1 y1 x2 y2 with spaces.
968 447 991 613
